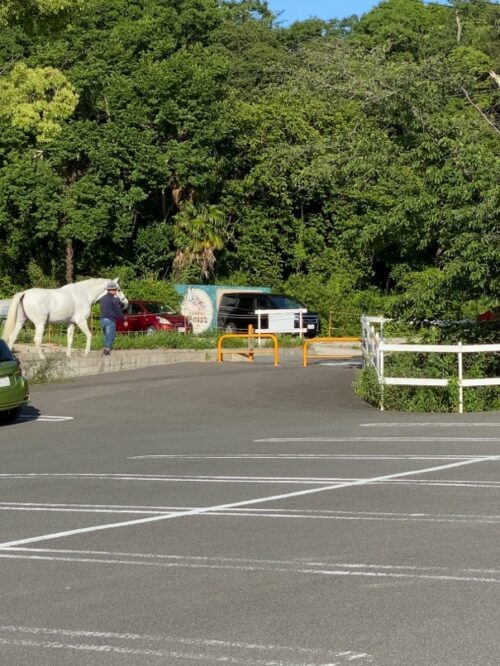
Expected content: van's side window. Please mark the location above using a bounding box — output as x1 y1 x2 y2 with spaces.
237 295 254 310
221 295 237 308
256 295 271 309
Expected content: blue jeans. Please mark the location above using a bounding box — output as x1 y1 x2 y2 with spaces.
100 318 116 349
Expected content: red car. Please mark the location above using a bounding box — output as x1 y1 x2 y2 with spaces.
477 306 500 323
117 300 192 335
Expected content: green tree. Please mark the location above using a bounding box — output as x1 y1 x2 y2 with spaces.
173 201 229 279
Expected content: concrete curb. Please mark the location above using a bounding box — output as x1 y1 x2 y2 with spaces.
15 342 362 381
17 347 218 381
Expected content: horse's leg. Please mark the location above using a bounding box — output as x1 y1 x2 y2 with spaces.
33 321 46 360
8 313 28 348
66 323 75 358
76 319 92 355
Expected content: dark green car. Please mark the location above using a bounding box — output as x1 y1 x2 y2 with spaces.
0 339 29 425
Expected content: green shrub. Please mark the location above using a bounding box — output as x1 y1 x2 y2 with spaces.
120 279 181 309
354 366 381 407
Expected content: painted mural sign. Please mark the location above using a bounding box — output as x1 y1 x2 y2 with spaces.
180 287 214 334
176 284 270 333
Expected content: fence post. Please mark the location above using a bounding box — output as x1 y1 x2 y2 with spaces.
458 341 464 414
379 345 385 411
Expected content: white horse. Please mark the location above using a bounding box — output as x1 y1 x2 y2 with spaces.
1 277 128 359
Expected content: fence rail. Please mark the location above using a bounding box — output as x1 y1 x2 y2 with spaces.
361 315 500 413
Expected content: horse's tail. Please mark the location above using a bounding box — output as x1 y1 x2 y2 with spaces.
1 291 25 344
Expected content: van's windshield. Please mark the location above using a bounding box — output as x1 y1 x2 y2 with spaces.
268 295 305 309
144 302 175 314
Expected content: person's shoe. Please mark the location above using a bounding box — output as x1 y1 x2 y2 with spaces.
102 348 110 356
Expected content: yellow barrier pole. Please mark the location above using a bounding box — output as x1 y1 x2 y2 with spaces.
217 332 280 366
217 335 224 362
303 337 361 367
272 334 279 366
303 338 311 367
248 325 255 362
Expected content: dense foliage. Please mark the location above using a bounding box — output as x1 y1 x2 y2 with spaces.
0 0 499 327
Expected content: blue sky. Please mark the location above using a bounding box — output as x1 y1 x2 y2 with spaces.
266 0 444 24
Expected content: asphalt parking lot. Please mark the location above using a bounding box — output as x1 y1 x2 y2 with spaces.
1 360 500 665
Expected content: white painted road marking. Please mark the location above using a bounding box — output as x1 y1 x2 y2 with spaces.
2 550 500 584
17 415 73 423
2 502 500 524
255 437 500 442
1 453 499 549
0 625 371 664
127 453 486 460
2 472 500 489
318 361 362 366
360 422 500 428
0 636 342 665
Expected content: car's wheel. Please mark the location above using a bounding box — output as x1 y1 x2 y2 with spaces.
0 407 21 426
146 326 157 336
224 322 237 334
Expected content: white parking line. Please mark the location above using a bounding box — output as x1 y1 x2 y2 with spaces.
255 437 500 442
2 502 500 524
1 453 499 549
0 625 371 664
360 422 500 428
0 636 338 665
17 415 73 423
2 472 500 489
127 453 483 460
2 550 500 584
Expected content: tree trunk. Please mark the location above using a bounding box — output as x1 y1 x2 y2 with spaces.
161 187 167 218
65 239 74 284
455 11 462 44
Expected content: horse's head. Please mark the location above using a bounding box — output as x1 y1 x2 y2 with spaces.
112 278 129 311
94 277 129 310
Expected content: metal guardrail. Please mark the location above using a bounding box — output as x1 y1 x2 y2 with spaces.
362 315 500 413
303 337 361 367
217 326 279 366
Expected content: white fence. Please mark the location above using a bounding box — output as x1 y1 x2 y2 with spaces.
255 309 309 336
361 315 500 413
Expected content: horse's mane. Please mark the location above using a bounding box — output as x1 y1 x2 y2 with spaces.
61 277 108 290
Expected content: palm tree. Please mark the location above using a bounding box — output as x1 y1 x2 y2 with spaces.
173 202 228 279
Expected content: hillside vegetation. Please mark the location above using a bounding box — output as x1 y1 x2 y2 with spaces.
0 0 498 327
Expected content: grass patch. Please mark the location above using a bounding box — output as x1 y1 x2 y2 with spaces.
28 356 71 384
15 324 309 352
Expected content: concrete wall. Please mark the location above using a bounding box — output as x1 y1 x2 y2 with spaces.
18 348 219 381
